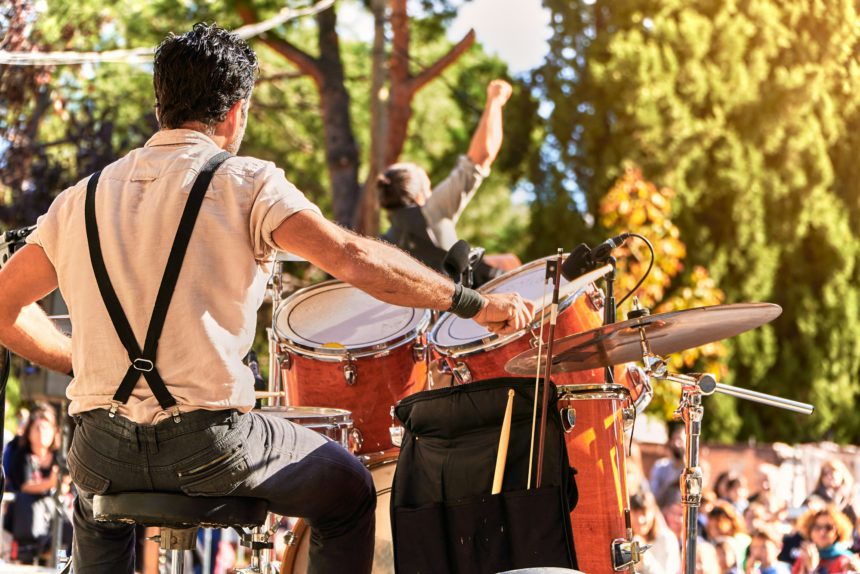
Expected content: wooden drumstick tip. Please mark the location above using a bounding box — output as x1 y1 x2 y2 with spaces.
491 389 516 495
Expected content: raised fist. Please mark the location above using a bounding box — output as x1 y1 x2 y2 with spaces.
487 79 513 106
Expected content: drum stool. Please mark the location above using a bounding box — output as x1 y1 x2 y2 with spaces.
93 492 271 574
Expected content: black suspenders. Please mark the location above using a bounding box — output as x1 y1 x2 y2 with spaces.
84 151 232 422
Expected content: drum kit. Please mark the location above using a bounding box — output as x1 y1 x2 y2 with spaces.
253 247 815 574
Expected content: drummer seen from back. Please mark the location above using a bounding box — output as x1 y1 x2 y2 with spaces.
0 23 534 574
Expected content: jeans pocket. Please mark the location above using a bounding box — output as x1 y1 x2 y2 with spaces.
175 445 251 496
68 442 112 495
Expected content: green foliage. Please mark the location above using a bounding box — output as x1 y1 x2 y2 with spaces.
534 0 860 443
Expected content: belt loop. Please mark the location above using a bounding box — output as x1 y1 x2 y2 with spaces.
228 411 238 430
133 427 142 453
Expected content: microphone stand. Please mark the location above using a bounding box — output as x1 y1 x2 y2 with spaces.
603 256 617 386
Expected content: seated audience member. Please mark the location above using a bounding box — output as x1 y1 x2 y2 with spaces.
697 540 722 574
657 484 686 543
804 460 858 526
706 500 751 567
715 535 741 573
791 505 860 574
631 488 681 574
715 469 751 515
747 527 792 574
749 463 788 521
650 423 685 503
6 404 70 563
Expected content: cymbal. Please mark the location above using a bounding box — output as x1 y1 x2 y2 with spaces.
504 303 782 375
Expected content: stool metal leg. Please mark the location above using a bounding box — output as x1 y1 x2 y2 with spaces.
170 549 184 574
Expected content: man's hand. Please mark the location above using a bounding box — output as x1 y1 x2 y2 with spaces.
487 79 513 106
473 292 534 335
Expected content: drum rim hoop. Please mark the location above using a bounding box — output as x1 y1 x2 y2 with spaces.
274 280 431 358
255 405 354 424
557 383 631 401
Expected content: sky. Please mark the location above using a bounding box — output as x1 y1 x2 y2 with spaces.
338 0 551 76
447 0 551 75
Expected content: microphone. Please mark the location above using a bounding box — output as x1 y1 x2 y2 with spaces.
561 233 631 281
443 240 471 282
561 243 593 281
590 233 631 262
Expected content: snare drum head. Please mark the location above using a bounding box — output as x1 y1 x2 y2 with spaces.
275 281 428 356
431 258 608 354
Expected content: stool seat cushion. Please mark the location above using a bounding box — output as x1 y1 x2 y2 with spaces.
93 492 268 529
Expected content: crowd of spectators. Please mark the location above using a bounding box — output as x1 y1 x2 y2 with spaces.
632 423 860 574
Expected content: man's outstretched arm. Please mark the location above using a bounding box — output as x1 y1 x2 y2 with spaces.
466 79 513 171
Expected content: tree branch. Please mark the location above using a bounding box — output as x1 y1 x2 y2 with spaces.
410 29 475 94
235 0 324 87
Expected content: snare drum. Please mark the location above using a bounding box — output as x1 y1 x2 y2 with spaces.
274 281 430 453
430 257 651 410
430 257 610 385
255 406 355 452
281 451 397 574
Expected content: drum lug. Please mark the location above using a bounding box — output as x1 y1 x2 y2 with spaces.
280 353 292 371
343 362 357 385
529 333 541 349
451 362 472 385
412 341 427 362
560 406 576 432
587 284 605 311
622 406 635 430
389 425 404 448
611 537 647 570
283 529 298 547
351 427 364 452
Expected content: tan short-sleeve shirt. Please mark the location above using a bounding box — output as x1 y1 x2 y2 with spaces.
27 129 321 424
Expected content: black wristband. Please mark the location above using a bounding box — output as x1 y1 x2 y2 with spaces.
448 283 485 319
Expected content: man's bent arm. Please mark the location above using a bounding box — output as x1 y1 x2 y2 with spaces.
0 245 72 374
273 210 456 311
273 210 535 334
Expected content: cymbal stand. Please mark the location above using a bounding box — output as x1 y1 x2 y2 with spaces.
636 330 814 574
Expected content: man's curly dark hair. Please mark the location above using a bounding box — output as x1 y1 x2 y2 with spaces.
153 23 258 130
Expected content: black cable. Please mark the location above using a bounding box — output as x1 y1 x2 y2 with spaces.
0 348 8 494
617 232 654 308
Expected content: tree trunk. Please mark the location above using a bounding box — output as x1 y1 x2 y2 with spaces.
316 6 362 228
354 0 389 235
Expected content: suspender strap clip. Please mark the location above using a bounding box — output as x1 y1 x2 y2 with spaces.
132 358 154 373
108 401 120 418
170 406 182 424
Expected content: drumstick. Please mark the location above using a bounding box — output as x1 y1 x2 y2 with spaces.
492 389 516 495
254 391 287 399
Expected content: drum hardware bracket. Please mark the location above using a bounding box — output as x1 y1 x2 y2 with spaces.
611 538 648 571
412 341 427 362
450 361 472 385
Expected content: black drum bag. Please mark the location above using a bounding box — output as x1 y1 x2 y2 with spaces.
391 378 578 574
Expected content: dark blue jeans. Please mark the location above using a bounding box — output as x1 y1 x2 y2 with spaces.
68 409 376 574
